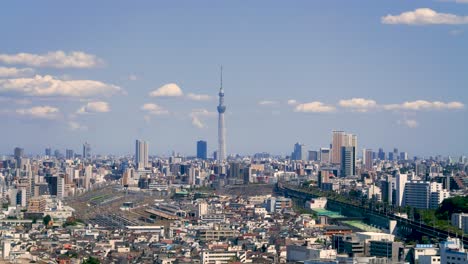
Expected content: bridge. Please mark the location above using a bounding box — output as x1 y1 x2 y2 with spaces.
278 183 468 246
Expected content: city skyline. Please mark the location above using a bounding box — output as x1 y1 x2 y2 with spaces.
0 1 467 156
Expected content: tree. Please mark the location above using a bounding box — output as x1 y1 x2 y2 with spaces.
43 215 52 226
83 257 100 264
436 196 468 220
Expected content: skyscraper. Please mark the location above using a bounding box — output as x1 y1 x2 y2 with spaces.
331 131 357 166
217 67 227 162
340 146 356 177
320 148 331 164
135 140 149 169
65 149 74 160
331 131 344 164
378 148 385 160
363 149 373 171
82 142 91 159
292 142 306 161
45 147 52 157
14 147 24 169
197 140 208 160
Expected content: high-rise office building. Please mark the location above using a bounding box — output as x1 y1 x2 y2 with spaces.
14 147 24 169
308 150 318 161
45 148 52 157
331 131 344 164
82 142 91 159
403 181 449 209
135 140 149 169
217 67 227 162
65 149 74 160
363 149 373 171
292 142 306 161
197 140 208 160
84 165 92 190
378 148 385 160
340 146 356 177
320 148 331 164
331 131 357 165
393 148 399 161
399 152 408 161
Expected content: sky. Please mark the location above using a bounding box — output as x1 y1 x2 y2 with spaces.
0 0 467 157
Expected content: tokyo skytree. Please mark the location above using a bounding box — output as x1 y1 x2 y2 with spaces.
217 67 226 162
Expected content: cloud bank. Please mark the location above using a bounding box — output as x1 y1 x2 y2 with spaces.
382 8 468 25
0 51 103 68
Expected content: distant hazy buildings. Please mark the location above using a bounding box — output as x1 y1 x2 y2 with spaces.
65 149 74 160
135 140 149 170
292 142 306 161
197 140 208 160
14 147 24 168
82 142 91 159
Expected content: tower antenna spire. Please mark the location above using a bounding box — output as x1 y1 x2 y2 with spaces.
220 65 223 90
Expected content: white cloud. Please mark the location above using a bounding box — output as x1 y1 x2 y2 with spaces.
338 98 377 112
0 75 123 98
294 101 335 113
187 93 212 101
191 115 204 128
149 83 183 97
141 103 169 115
189 109 216 129
383 100 464 111
258 100 278 106
128 74 138 81
0 67 35 78
68 121 88 131
398 119 419 128
16 105 59 119
77 101 110 114
287 99 298 105
382 8 468 25
0 51 103 68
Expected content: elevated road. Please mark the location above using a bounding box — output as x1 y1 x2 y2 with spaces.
278 183 468 246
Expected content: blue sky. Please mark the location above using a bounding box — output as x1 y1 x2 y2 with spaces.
0 0 467 157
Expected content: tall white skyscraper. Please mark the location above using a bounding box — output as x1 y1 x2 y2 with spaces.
217 67 227 162
395 172 407 207
135 140 149 169
84 165 92 190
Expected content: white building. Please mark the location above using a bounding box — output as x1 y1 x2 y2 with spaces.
403 181 449 209
414 244 439 263
201 251 248 264
395 173 407 207
439 238 467 264
287 245 337 262
306 197 327 209
135 140 149 170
